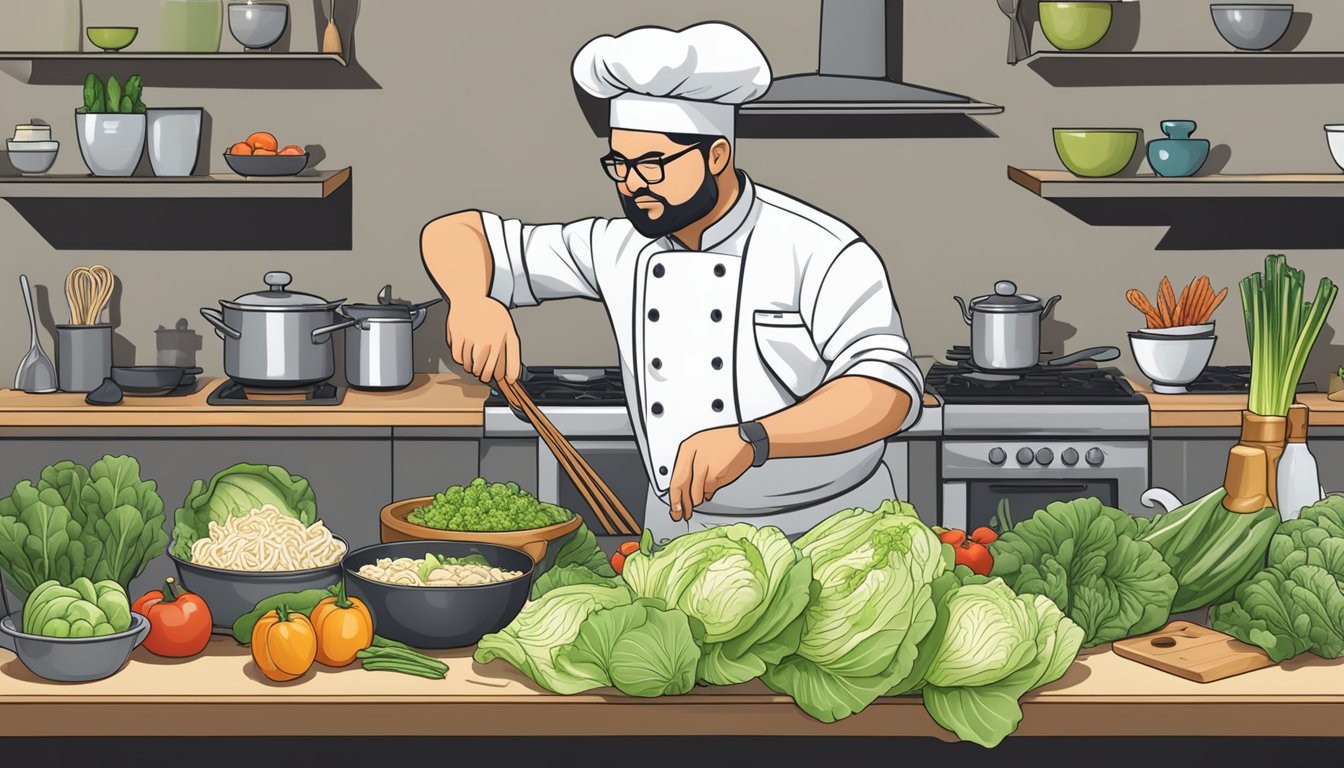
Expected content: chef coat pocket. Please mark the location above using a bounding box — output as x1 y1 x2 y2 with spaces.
753 311 826 399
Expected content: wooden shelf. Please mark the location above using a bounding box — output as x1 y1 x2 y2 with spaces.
1024 51 1344 87
0 167 350 199
1 168 353 250
1007 166 1344 249
0 51 378 89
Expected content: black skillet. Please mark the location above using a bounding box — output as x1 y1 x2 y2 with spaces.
110 366 203 395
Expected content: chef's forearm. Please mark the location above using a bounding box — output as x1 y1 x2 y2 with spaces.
420 210 494 305
757 377 913 459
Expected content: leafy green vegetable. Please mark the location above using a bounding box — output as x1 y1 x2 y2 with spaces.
106 76 122 114
622 522 812 686
1211 497 1344 661
551 523 616 577
553 597 703 697
79 73 144 114
414 552 492 582
23 578 129 637
408 477 574 532
918 577 1084 749
171 463 317 561
474 583 635 694
1241 254 1338 417
531 563 621 600
989 498 1177 647
1133 488 1278 612
762 500 950 722
0 456 165 599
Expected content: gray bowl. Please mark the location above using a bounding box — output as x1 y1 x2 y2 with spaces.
228 2 289 49
343 541 533 649
1211 3 1293 50
223 152 308 177
0 612 149 682
6 146 58 175
171 541 344 631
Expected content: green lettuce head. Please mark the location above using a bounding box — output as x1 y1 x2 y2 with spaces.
621 522 812 686
918 575 1084 749
762 500 951 722
171 463 317 560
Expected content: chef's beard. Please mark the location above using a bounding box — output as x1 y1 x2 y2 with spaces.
620 165 720 239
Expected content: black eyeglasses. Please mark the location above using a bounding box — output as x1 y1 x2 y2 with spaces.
599 144 703 184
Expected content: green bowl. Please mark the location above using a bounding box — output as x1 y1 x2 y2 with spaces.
1039 2 1114 50
86 26 138 52
1053 129 1139 177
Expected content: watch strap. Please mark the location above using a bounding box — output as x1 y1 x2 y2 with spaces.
738 421 769 467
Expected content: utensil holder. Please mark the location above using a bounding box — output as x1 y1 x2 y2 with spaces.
56 324 112 393
1237 410 1286 510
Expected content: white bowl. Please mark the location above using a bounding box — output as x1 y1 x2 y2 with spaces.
6 139 59 152
1328 125 1344 171
1133 322 1215 338
1130 334 1217 394
13 124 51 142
6 143 58 175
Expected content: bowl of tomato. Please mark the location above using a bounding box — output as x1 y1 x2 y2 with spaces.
224 131 309 176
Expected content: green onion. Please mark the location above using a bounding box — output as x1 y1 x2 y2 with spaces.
1241 254 1337 417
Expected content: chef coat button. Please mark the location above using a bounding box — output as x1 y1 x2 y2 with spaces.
711 357 723 370
651 358 662 370
710 309 723 322
652 402 664 416
659 465 668 476
648 309 660 322
712 399 724 412
714 264 726 277
653 263 665 278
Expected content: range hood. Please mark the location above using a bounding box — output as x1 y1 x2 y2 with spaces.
740 0 1003 118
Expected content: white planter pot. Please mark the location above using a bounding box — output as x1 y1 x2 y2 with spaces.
75 112 146 177
147 108 203 176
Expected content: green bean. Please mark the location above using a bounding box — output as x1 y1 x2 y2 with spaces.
361 660 447 679
358 646 447 670
370 634 413 651
358 649 448 675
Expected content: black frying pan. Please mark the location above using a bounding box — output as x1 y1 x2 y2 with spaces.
111 366 203 395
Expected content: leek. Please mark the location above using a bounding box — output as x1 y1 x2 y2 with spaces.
1240 254 1338 417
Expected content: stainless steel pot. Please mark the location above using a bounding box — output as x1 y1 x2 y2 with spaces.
199 271 355 388
954 280 1062 371
342 305 426 390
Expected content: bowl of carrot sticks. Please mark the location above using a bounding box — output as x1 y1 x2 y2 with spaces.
1126 276 1226 337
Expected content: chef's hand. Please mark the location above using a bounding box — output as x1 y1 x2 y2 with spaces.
669 426 753 521
445 297 521 385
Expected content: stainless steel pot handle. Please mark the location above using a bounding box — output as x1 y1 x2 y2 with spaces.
410 306 427 330
953 296 972 325
199 308 241 340
1041 294 1062 321
311 317 357 341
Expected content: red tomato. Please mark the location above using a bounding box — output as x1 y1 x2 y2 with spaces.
132 577 212 658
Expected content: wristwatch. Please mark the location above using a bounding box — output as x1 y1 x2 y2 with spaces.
738 421 770 468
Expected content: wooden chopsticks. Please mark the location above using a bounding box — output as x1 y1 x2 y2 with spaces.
497 377 640 536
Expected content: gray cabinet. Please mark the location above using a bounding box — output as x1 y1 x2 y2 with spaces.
1150 428 1240 503
391 427 482 500
0 427 393 613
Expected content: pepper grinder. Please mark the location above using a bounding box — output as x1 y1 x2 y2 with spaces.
1147 120 1211 178
322 0 341 55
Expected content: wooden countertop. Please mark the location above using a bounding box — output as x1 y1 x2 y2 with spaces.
0 638 1339 738
0 375 492 428
1132 379 1344 428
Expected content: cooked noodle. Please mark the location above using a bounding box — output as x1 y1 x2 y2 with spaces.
190 504 345 571
356 556 523 587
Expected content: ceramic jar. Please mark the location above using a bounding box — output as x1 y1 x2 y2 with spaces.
1147 120 1211 178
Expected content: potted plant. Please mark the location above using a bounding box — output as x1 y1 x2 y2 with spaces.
74 72 147 176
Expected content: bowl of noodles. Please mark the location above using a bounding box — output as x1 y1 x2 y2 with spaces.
170 504 347 631
342 540 533 648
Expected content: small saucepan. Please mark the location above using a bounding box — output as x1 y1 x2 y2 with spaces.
342 284 442 322
111 365 203 395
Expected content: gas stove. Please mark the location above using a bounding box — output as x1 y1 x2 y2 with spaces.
483 366 633 437
1182 365 1318 395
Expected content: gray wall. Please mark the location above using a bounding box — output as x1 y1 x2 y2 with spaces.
3 1 1344 384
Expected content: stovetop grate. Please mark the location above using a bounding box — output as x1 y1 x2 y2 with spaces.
485 366 625 407
927 348 1144 405
206 379 345 406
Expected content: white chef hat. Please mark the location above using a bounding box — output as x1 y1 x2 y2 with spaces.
572 22 772 145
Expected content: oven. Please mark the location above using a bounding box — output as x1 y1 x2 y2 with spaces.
939 439 1150 531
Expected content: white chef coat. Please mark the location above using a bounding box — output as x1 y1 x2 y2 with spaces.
480 172 924 540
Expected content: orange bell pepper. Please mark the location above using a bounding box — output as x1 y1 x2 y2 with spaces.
309 581 374 668
250 604 318 682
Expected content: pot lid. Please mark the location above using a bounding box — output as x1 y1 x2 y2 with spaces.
229 271 340 309
971 280 1044 312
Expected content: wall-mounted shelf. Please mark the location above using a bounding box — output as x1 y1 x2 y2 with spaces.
1008 166 1344 250
1024 51 1344 87
0 52 378 89
1 167 353 250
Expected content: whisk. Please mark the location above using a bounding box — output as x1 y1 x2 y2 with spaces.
66 265 114 325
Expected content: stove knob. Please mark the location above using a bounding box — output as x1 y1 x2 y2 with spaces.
1086 448 1105 467
1035 447 1055 466
988 447 1007 466
1016 447 1035 465
1061 448 1079 466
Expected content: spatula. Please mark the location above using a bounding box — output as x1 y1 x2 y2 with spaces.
15 274 57 393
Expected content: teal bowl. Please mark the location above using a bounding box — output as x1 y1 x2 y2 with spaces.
1053 128 1139 177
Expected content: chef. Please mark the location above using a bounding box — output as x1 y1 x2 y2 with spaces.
421 22 924 541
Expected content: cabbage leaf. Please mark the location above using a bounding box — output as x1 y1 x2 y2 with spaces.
171 463 317 560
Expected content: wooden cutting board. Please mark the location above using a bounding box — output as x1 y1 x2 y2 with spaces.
1112 621 1275 683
